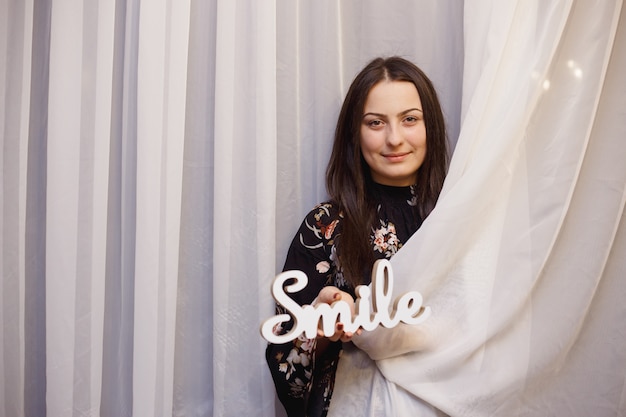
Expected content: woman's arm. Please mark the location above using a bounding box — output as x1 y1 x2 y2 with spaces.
265 204 343 416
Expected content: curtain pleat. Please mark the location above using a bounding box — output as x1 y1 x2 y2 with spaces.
132 0 190 414
172 0 217 415
101 0 138 416
1 0 34 415
24 0 51 416
211 1 278 415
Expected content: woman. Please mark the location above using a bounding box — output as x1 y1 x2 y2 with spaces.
266 56 449 417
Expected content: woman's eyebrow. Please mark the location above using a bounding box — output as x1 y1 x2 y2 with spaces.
363 108 423 119
362 112 386 119
399 108 423 116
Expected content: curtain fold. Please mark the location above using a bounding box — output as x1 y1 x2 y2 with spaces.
1 0 35 415
1 0 624 416
210 0 277 415
172 0 217 415
101 0 138 415
133 0 190 415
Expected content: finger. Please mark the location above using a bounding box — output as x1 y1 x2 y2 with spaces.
324 292 341 304
318 286 340 304
340 332 353 342
328 332 341 342
328 322 344 342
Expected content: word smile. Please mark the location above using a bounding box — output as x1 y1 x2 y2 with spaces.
261 259 431 344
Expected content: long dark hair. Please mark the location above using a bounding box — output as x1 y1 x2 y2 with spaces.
325 56 449 287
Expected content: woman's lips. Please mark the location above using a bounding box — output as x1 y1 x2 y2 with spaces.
383 152 410 162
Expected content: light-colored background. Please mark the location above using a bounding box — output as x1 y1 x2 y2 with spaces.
1 0 624 416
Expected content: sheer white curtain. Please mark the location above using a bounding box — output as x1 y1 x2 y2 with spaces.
1 0 279 415
1 1 624 417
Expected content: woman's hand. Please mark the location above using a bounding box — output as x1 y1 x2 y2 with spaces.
315 286 360 343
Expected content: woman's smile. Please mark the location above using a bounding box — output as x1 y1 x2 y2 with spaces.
382 151 411 162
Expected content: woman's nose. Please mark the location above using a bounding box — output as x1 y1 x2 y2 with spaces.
386 123 403 146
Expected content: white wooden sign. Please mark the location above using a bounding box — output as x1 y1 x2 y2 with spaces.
260 259 431 344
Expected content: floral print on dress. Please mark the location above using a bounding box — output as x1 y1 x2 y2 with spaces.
372 219 402 257
316 261 331 274
272 316 317 398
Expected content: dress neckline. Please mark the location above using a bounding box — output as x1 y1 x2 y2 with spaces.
371 182 416 204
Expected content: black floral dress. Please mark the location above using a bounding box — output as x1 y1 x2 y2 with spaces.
266 183 423 417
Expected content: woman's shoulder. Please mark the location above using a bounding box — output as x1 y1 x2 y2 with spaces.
308 201 342 219
299 201 343 242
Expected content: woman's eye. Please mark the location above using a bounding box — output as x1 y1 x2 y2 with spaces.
404 116 419 123
368 120 383 127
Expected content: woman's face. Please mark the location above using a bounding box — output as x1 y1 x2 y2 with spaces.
360 80 427 187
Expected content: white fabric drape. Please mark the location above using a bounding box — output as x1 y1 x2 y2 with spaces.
1 1 624 417
347 1 626 416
